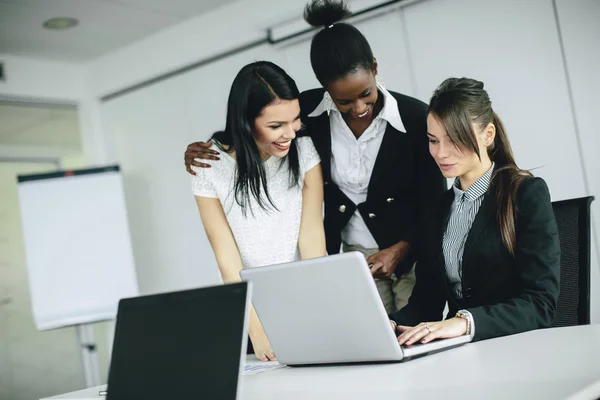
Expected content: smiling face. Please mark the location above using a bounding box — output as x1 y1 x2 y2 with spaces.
253 98 302 159
325 65 379 123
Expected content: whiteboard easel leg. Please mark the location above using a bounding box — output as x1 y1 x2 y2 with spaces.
76 324 101 387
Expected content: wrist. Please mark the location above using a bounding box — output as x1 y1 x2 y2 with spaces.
393 241 411 258
455 316 468 335
393 241 409 251
455 310 474 338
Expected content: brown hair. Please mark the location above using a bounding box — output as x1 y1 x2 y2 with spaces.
428 77 531 256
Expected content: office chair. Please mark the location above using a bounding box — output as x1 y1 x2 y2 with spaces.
551 196 595 327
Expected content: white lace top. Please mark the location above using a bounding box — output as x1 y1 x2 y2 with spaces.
191 136 321 269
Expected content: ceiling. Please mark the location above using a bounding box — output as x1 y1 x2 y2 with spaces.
0 0 237 62
0 103 80 153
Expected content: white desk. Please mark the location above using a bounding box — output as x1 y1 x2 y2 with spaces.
43 325 600 400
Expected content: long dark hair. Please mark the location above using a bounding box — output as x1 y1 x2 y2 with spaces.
428 77 532 256
212 61 301 215
304 0 374 86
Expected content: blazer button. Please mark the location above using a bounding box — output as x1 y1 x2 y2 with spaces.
324 181 329 185
386 197 395 204
368 213 376 219
339 205 346 213
463 287 473 298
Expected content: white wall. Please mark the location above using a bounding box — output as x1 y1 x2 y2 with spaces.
102 73 215 295
0 54 85 103
77 95 116 166
404 0 586 201
555 0 600 322
0 54 112 172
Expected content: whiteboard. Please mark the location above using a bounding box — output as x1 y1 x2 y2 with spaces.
17 166 139 331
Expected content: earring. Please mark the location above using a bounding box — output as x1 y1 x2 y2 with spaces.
375 75 386 90
324 91 334 116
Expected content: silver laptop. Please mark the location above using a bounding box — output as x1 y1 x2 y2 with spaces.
240 252 469 366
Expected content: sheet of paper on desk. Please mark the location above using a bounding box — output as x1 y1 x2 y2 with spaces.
244 361 285 375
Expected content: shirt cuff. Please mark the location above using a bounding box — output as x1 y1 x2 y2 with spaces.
458 309 475 341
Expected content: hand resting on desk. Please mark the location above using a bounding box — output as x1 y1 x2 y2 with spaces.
250 329 276 362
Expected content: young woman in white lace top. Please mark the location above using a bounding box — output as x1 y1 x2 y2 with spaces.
191 61 326 361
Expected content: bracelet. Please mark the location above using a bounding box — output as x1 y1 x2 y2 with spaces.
390 320 398 330
455 312 471 336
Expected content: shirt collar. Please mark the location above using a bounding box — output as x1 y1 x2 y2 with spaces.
307 80 406 133
453 163 495 202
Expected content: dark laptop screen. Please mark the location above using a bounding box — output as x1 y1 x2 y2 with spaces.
106 282 248 400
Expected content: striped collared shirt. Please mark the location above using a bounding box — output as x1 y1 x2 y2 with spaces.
443 163 495 299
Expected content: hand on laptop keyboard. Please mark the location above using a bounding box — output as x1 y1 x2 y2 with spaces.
396 318 468 346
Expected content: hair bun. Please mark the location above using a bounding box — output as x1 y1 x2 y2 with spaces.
448 77 484 91
304 0 352 28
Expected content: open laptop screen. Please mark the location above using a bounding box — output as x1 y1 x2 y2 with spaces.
106 282 249 400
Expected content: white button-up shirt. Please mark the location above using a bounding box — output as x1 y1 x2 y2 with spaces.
308 83 406 249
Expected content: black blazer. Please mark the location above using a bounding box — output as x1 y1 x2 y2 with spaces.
390 177 561 341
299 88 446 273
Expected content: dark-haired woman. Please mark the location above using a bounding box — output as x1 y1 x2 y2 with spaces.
185 0 446 316
191 61 326 361
391 77 560 345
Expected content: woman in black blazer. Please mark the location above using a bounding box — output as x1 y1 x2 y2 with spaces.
391 78 561 344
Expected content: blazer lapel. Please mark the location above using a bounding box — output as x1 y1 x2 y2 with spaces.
367 124 401 191
462 192 495 262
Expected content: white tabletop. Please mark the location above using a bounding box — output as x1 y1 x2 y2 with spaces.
43 325 600 400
